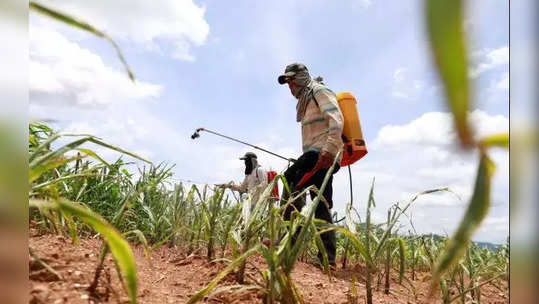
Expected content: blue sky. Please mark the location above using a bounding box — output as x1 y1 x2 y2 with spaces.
29 0 510 243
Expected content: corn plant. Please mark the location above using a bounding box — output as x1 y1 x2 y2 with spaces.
186 150 342 304
28 123 151 303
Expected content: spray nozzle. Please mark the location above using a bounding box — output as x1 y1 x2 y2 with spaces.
190 127 205 140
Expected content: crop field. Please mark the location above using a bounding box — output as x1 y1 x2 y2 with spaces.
27 1 509 303
28 121 508 303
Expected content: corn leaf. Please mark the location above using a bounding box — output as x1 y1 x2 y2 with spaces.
30 199 138 304
431 152 495 286
29 155 82 183
187 244 262 304
329 226 373 267
480 133 509 149
398 238 406 283
425 0 473 147
29 1 135 81
76 148 113 170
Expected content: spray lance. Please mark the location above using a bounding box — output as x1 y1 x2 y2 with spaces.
191 127 337 201
191 126 354 225
191 127 296 163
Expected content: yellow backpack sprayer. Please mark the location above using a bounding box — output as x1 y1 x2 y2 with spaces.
296 91 367 188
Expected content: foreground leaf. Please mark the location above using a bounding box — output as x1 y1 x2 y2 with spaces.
431 152 495 286
480 133 509 149
425 0 473 147
30 199 138 304
29 1 135 81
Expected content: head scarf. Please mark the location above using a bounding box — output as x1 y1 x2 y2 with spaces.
291 71 325 122
244 156 259 175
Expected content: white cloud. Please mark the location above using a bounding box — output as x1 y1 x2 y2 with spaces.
373 112 454 147
478 215 509 237
30 26 162 106
470 46 509 78
333 110 509 243
469 110 509 137
29 61 64 93
391 67 426 100
483 215 508 226
373 110 508 148
35 0 210 61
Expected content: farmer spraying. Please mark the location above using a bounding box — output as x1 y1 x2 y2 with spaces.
192 63 366 266
221 152 268 196
218 152 269 219
278 63 344 268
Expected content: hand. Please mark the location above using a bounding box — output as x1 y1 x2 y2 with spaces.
315 151 335 170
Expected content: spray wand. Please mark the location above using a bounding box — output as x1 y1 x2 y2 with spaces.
191 127 296 163
191 126 349 224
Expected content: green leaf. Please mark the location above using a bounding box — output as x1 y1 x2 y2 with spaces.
30 135 151 172
31 199 138 304
425 0 473 147
29 1 135 81
480 133 509 149
124 229 151 263
76 148 113 170
371 188 450 261
332 226 373 266
29 155 81 183
398 238 406 283
187 244 262 304
432 152 495 285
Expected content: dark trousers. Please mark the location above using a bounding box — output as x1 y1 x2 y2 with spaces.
282 151 338 265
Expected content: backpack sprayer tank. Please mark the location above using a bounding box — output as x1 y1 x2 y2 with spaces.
295 91 367 188
336 92 367 166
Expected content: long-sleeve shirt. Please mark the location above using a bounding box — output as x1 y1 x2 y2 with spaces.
230 166 268 219
230 166 268 194
301 87 344 159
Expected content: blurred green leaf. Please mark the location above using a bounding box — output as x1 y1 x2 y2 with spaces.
480 133 509 149
29 1 135 81
30 198 138 303
425 0 473 147
431 152 495 286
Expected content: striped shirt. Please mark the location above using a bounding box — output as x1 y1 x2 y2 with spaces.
301 87 344 159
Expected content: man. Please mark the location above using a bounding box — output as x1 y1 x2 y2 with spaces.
278 63 344 268
221 152 268 205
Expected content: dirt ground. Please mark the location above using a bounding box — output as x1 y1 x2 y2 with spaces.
29 230 508 304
